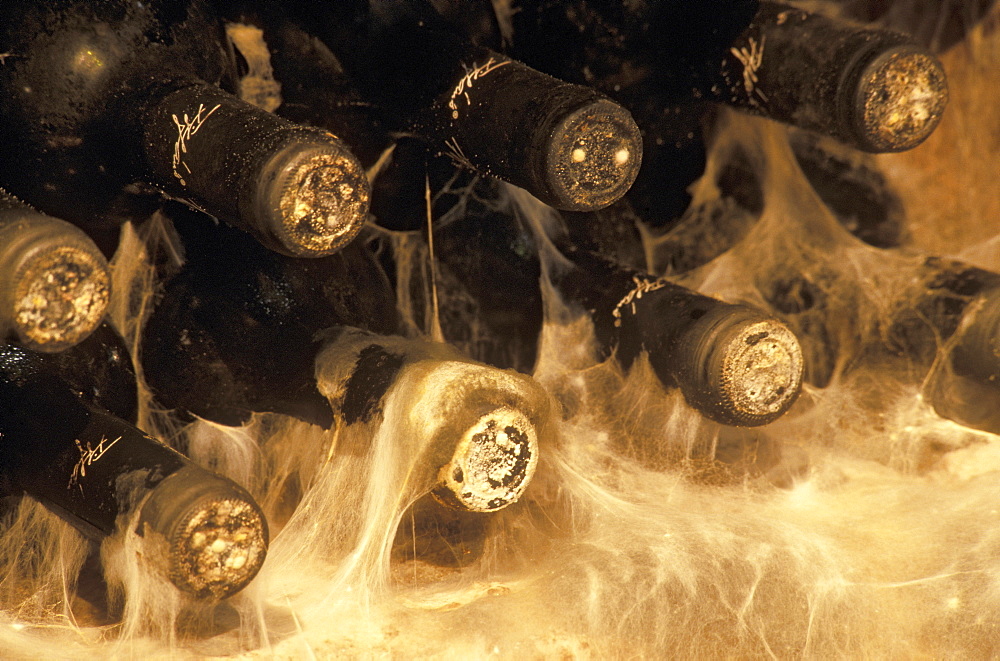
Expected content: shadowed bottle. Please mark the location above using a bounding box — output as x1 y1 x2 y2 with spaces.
140 204 400 429
508 0 757 232
555 246 804 426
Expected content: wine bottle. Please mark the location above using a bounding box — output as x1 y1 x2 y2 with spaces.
504 1 772 241
555 246 804 426
419 176 803 426
508 0 758 231
713 1 949 152
283 0 643 212
313 327 548 512
142 202 550 511
140 204 400 429
0 189 111 353
0 0 370 257
0 343 269 600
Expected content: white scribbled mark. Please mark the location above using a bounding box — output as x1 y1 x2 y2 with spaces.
171 103 221 186
68 435 122 493
448 58 510 120
731 36 768 104
612 276 668 328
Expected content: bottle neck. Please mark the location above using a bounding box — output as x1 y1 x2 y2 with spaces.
314 328 547 512
0 343 268 599
555 247 803 426
0 0 237 224
140 81 370 257
0 194 110 353
36 322 138 424
714 1 947 152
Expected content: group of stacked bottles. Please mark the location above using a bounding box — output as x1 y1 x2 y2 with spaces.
0 0 969 605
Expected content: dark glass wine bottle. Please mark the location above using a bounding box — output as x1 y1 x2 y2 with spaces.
0 320 135 515
39 321 139 424
713 1 949 152
0 189 111 353
0 342 268 601
555 246 804 427
282 0 643 212
0 0 370 257
418 176 803 426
